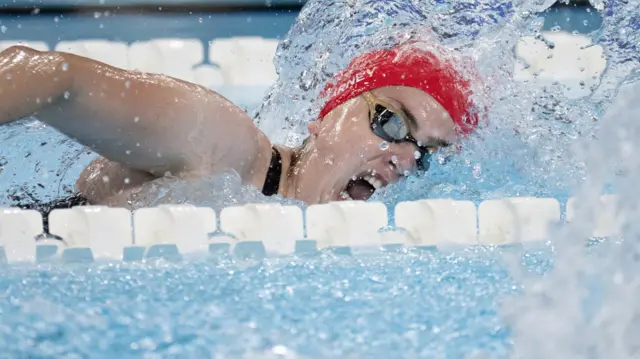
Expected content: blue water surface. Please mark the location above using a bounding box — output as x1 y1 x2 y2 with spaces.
0 247 557 358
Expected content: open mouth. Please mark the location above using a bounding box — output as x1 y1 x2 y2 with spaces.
339 170 387 201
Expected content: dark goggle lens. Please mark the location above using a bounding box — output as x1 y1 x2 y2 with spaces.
373 104 409 141
372 103 435 172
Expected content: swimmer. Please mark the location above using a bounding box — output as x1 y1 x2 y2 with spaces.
0 41 478 212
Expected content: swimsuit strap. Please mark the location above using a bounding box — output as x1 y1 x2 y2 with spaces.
262 146 282 196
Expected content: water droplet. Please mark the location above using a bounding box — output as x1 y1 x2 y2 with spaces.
134 116 140 123
198 17 203 23
414 150 421 159
391 155 398 164
379 141 389 150
550 25 562 32
61 63 69 71
102 176 110 183
63 91 70 99
54 16 59 23
31 8 40 14
156 152 162 158
472 164 482 178
136 143 140 147
99 23 104 29
124 177 130 184
94 12 101 19
0 26 7 34
5 73 11 80
124 81 130 89
583 20 589 26
35 98 40 104
125 150 131 155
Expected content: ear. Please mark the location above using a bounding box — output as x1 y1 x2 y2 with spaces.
307 121 321 137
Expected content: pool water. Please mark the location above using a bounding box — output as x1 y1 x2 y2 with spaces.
0 247 557 358
2 0 640 358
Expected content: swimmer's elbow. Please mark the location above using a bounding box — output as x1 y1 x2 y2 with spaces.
0 46 76 126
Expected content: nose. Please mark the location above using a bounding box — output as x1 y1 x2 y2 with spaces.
386 142 420 176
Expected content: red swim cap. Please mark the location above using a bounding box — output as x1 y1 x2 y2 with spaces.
319 42 479 135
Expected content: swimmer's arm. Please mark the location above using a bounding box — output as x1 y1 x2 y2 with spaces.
0 46 272 188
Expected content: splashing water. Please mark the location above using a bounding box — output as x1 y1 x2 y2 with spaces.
249 0 602 211
503 80 640 359
494 1 640 357
250 1 640 356
1 1 640 357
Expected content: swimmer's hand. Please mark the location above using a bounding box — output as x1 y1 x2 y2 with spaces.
0 46 272 190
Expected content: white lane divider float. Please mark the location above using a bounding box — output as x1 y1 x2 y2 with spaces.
395 199 478 246
0 208 42 263
0 194 627 264
478 197 561 244
49 206 132 261
133 204 216 257
306 201 389 251
220 203 304 257
566 194 622 238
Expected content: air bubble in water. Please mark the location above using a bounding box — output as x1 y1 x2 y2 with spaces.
391 155 398 164
134 116 140 123
379 141 389 150
61 63 69 71
414 150 421 159
125 81 130 89
63 91 70 99
0 26 6 33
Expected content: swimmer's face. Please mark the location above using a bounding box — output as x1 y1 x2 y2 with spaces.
295 86 456 203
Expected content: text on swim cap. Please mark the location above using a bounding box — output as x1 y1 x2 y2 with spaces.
331 67 378 97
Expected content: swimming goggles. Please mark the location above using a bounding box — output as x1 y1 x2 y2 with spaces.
362 91 438 172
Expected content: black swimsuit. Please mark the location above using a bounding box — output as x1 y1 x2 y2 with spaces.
262 146 282 196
